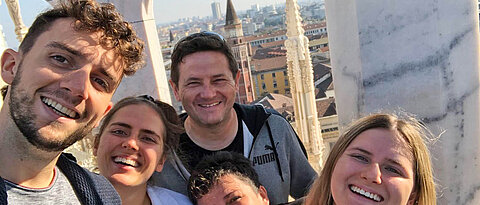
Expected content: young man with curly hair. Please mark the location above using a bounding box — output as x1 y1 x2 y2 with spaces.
0 0 144 204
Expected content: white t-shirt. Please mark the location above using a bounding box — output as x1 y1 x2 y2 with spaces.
147 186 193 205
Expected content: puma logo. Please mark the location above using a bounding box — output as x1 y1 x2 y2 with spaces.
265 142 279 151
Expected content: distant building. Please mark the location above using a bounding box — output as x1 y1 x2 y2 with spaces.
250 47 289 98
211 2 222 20
225 0 255 104
250 42 333 101
251 4 260 12
251 93 339 154
245 22 327 47
242 20 257 36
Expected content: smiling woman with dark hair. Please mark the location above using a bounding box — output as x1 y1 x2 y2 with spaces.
94 95 192 205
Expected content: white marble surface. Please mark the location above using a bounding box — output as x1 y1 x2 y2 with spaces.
100 0 171 104
325 0 480 204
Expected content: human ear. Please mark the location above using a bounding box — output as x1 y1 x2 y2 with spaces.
234 71 240 90
93 134 100 156
407 191 417 205
169 79 181 101
95 102 113 128
1 49 19 84
258 185 269 204
155 156 166 172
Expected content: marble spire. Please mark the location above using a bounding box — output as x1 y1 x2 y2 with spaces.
284 0 325 170
225 0 241 26
5 0 28 42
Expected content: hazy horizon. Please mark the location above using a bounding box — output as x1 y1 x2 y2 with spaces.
0 0 321 48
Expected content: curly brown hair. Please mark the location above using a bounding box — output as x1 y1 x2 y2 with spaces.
19 0 144 76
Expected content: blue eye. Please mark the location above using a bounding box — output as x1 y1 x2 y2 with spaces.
350 154 369 163
385 166 402 175
110 129 126 136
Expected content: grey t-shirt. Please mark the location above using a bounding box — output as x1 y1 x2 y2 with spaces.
5 167 81 205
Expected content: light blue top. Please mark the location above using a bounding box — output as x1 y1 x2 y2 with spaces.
147 186 193 205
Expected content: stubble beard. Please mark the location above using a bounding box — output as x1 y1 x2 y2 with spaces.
8 61 96 152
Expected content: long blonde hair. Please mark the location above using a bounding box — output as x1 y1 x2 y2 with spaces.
305 113 436 205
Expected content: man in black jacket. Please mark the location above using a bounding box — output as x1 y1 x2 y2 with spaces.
0 0 144 204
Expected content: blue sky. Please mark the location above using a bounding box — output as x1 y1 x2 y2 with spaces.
0 0 315 49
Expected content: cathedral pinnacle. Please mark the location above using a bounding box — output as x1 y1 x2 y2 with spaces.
226 0 241 25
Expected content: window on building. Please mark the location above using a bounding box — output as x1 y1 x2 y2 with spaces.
262 83 266 90
283 70 287 76
260 74 264 80
274 90 279 94
273 80 277 88
272 73 276 78
285 79 289 86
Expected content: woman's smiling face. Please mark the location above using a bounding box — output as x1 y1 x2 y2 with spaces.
95 103 166 187
330 128 417 205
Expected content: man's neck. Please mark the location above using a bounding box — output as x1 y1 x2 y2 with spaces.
184 109 239 151
0 108 60 188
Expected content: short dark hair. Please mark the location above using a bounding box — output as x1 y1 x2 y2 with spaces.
19 0 144 76
188 151 261 203
94 95 183 159
170 32 238 85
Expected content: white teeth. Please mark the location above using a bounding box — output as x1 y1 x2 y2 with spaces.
114 157 138 167
201 102 220 108
41 97 77 118
350 185 382 202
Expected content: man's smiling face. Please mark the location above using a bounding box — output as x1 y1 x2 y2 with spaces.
171 51 239 127
2 18 124 152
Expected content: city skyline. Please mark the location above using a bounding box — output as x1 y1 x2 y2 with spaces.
0 0 320 49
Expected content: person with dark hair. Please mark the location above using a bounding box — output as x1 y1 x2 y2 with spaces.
188 151 269 205
0 0 144 204
94 95 192 205
151 32 316 204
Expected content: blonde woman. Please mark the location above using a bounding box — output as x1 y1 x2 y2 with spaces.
305 114 436 205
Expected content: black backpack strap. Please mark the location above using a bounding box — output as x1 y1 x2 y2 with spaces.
0 176 7 205
56 154 102 205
